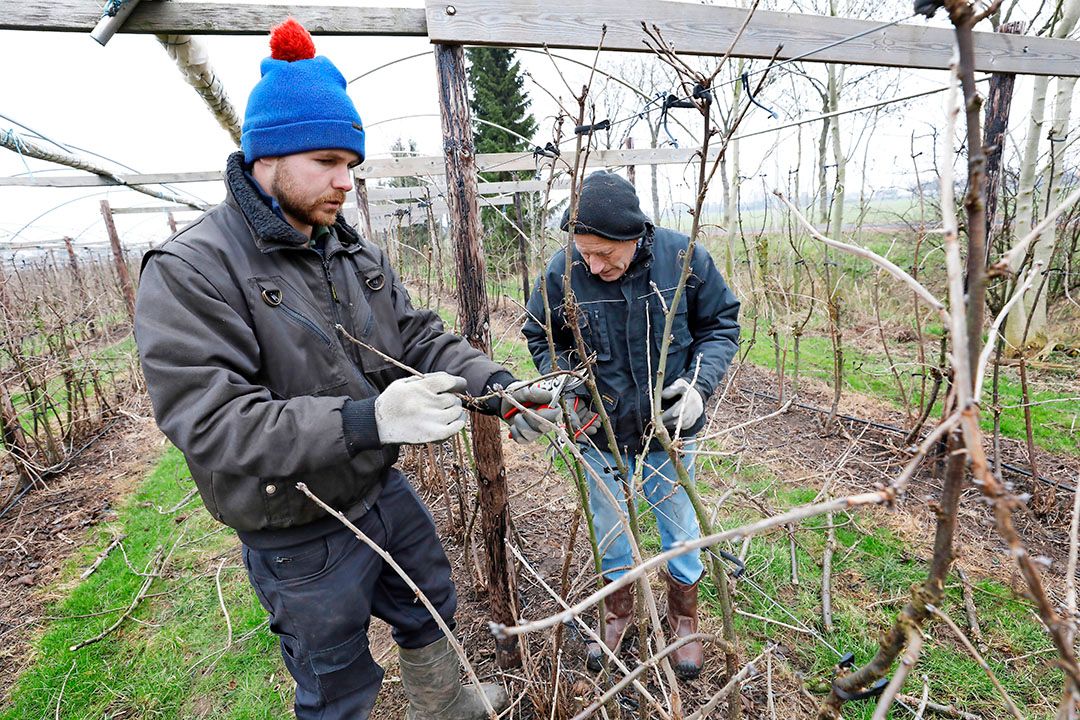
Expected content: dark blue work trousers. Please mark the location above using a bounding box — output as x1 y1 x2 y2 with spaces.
241 469 457 719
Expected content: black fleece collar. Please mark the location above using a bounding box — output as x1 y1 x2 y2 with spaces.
223 151 362 253
620 226 655 280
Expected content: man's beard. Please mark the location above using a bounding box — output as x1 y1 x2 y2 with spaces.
271 166 346 228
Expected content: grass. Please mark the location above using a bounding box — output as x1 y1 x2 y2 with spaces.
740 323 1080 457
2 447 289 720
684 461 1063 719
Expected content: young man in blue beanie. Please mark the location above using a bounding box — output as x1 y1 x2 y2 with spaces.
522 171 741 679
135 19 547 720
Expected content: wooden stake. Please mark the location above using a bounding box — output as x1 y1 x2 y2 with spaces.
512 192 530 303
62 236 85 299
624 135 636 186
354 176 375 243
433 42 519 669
983 21 1023 258
100 200 136 322
0 255 12 317
0 381 33 494
167 212 178 233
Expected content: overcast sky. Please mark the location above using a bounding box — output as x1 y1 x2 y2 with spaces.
0 0 1052 253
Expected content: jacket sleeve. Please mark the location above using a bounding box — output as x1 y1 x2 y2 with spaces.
685 245 741 399
522 266 578 376
380 253 512 403
523 273 555 374
136 252 356 477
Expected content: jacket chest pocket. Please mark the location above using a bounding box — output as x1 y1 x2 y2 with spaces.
349 263 404 373
576 306 612 362
248 276 347 398
648 290 693 352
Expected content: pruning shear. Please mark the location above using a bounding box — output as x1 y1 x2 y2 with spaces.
502 374 596 439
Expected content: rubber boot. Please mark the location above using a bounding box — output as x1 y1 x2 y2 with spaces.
399 636 508 720
663 569 704 680
585 579 635 672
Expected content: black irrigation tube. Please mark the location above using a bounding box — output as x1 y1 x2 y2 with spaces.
744 389 1079 494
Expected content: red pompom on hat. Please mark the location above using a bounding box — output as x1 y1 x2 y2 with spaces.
269 18 315 62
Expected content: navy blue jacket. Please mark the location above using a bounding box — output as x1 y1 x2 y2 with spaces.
523 227 741 455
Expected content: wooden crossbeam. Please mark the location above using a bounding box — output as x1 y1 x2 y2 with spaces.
370 194 515 217
0 171 224 188
110 205 201 214
425 0 1080 76
367 178 571 201
0 147 693 187
5 1 1077 75
356 146 717 179
0 1 427 35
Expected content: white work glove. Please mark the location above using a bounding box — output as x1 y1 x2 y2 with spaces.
375 372 468 444
499 379 556 444
660 378 704 433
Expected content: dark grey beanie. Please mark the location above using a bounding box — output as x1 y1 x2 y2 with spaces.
560 171 651 241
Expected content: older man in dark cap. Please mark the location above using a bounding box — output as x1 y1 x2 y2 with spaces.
522 171 741 679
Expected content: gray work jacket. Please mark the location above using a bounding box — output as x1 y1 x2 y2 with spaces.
136 153 506 545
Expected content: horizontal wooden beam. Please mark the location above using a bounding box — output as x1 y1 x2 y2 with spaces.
0 1 427 35
356 146 717 179
0 171 224 188
1 147 701 187
4 1 1077 76
371 194 514 216
367 178 571 201
425 0 1080 76
110 204 200 214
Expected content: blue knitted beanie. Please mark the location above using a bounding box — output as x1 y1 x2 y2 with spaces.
241 19 365 163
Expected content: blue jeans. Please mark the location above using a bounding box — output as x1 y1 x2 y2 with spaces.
581 442 704 586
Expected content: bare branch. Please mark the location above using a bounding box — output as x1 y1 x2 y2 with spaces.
773 190 947 319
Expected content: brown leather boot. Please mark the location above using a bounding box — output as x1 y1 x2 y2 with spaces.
585 579 634 672
663 569 704 680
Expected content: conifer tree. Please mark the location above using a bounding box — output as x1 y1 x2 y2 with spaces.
466 48 537 276
466 48 537 157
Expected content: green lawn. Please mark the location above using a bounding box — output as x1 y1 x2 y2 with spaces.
741 324 1079 457
2 447 288 720
629 454 1062 719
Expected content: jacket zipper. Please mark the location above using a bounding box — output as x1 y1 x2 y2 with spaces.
277 302 333 348
319 252 374 387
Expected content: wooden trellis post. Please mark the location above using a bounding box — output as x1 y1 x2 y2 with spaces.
512 192 529 302
354 176 375 243
0 255 12 318
62 236 87 306
99 200 136 323
433 41 519 669
983 21 1022 254
0 382 32 493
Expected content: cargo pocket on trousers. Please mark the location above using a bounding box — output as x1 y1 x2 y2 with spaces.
310 631 376 703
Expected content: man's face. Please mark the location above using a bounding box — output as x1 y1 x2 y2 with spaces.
574 232 638 281
257 149 359 232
